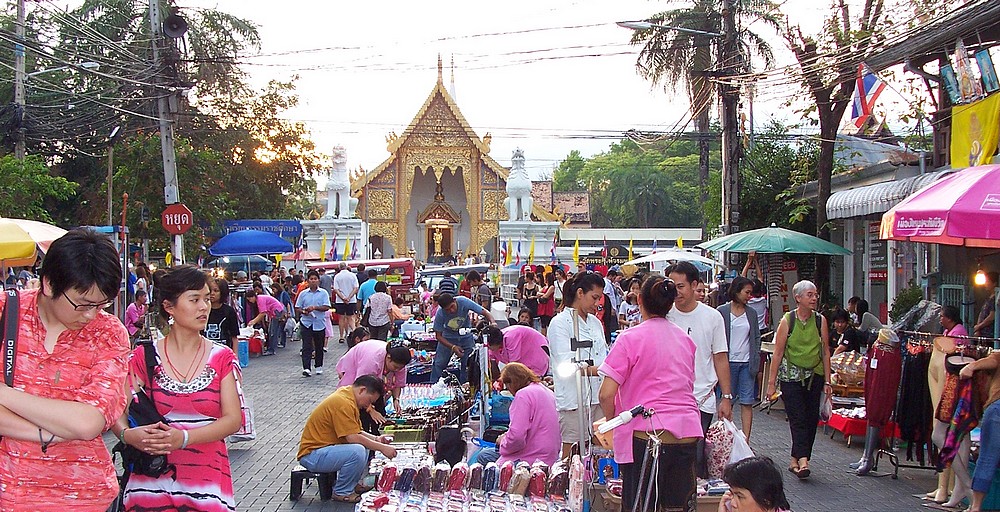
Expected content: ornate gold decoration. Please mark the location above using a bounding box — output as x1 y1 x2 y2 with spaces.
476 223 498 255
482 190 505 221
410 99 470 148
368 189 395 219
409 147 472 182
417 201 462 224
369 222 399 253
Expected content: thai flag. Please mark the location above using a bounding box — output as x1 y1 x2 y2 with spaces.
297 230 307 251
550 233 558 263
329 233 338 260
500 240 508 265
652 238 658 253
197 255 204 268
515 240 522 266
350 236 359 260
851 63 885 128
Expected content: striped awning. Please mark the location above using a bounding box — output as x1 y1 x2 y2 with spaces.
826 170 952 220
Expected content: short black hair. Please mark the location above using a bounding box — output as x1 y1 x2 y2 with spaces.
640 275 677 317
665 260 700 285
157 265 209 320
484 325 504 347
437 293 455 308
387 346 413 366
306 270 320 279
353 374 386 395
368 269 378 278
848 296 861 305
722 457 790 511
942 305 963 325
357 263 366 272
134 289 148 299
467 270 481 282
443 270 452 278
39 228 121 300
830 308 850 324
375 281 388 293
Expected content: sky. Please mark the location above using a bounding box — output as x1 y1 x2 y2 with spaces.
176 0 836 178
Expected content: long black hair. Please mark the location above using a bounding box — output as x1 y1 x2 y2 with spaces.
157 265 208 321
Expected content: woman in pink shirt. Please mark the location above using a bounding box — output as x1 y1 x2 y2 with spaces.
246 285 286 355
336 340 413 432
598 275 703 512
941 305 969 337
477 363 561 466
486 324 550 378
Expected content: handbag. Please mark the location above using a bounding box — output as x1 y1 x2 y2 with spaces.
361 305 372 328
228 364 256 442
114 341 175 479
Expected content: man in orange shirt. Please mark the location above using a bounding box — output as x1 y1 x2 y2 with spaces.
0 228 130 510
298 375 397 503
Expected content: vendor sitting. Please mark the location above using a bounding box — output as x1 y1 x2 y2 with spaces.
476 363 561 466
297 375 398 504
831 308 864 355
336 339 414 433
484 324 550 378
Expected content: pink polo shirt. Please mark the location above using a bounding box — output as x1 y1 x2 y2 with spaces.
255 294 285 319
336 339 407 391
598 317 703 463
489 325 550 377
498 382 561 466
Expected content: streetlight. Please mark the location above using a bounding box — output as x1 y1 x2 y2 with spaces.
619 7 741 237
14 61 101 159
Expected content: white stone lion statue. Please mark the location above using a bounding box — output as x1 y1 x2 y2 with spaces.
325 145 359 219
504 148 533 221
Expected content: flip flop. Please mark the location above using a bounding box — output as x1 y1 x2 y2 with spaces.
355 484 374 494
787 466 799 475
331 492 362 503
795 466 811 479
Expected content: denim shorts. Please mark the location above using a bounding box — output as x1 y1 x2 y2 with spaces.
729 361 757 405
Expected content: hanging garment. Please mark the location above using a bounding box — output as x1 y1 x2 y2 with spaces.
864 343 902 428
895 343 933 463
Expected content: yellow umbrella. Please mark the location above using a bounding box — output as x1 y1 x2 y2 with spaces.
0 218 67 267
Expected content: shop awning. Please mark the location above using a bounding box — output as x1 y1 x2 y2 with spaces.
826 170 952 220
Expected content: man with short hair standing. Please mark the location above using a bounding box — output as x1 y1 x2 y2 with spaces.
298 375 397 503
666 261 732 475
296 270 331 376
334 262 360 343
431 293 496 383
357 269 379 310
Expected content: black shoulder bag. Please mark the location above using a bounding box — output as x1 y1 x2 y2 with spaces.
112 340 175 479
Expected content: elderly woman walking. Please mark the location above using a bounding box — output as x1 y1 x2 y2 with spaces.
765 280 831 480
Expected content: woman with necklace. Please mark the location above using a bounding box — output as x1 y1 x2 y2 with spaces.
113 265 242 511
765 280 832 480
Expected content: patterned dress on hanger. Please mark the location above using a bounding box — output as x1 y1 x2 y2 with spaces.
123 341 237 512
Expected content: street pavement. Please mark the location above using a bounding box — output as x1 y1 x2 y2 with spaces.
186 338 942 511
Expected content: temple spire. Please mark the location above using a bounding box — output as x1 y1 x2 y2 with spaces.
449 54 456 101
437 54 443 83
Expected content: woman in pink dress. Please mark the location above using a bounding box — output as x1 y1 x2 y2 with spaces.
113 266 242 511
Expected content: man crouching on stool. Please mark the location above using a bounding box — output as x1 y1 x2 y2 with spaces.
297 375 398 503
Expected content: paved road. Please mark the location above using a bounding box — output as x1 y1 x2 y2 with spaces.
225 339 940 512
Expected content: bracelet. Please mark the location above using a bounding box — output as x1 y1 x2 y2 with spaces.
180 429 189 450
39 428 55 454
118 427 128 443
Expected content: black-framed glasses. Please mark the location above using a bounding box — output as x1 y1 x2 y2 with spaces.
63 292 113 312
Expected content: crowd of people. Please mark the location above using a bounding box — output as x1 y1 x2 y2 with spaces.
4 228 999 512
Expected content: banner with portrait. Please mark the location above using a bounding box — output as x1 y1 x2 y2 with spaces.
950 92 1000 168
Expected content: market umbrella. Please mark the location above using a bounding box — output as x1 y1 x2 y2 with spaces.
880 164 1000 248
697 223 852 255
209 229 293 257
623 249 717 267
0 218 68 267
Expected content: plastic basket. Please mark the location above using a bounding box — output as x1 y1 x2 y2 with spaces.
236 339 250 368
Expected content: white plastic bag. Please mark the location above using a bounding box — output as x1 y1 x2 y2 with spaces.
819 390 833 422
725 419 754 465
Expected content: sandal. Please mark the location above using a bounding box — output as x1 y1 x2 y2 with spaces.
795 465 811 479
355 484 374 494
331 492 362 503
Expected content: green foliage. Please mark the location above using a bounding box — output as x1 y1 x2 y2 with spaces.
890 281 924 323
743 122 817 230
553 150 586 192
0 155 77 222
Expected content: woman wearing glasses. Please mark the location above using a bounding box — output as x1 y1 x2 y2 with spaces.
113 265 242 511
0 229 130 510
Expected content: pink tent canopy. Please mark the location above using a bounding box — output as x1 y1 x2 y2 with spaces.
880 165 1000 248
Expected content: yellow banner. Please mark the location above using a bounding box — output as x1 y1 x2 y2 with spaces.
951 92 1000 168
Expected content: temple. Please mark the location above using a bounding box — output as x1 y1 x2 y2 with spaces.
351 56 560 263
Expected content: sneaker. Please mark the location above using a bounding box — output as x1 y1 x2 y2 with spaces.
315 367 324 375
339 338 345 344
302 369 311 377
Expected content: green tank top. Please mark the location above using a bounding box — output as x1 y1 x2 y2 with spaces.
783 311 823 375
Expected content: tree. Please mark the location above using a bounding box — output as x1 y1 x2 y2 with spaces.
783 0 886 290
741 121 818 230
0 155 76 222
552 150 586 191
627 0 781 233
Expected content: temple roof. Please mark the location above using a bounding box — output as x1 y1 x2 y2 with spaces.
354 59 559 222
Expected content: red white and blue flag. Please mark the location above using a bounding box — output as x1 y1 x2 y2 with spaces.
515 240 522 266
329 233 338 261
351 236 359 260
651 238 658 253
601 236 608 261
550 233 558 263
851 63 886 128
500 240 508 265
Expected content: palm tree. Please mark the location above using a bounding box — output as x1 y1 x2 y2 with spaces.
627 0 780 233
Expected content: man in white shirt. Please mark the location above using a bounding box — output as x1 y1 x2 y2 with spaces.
333 262 360 343
666 261 732 476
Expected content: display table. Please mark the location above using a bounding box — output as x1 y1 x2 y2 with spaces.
822 413 900 447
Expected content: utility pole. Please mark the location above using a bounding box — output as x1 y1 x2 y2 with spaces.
13 0 26 159
149 0 183 264
720 0 741 236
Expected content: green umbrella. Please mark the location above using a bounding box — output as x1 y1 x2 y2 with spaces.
697 223 852 255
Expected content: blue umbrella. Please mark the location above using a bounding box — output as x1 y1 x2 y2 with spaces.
209 229 293 256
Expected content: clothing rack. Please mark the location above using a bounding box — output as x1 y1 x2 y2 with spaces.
875 330 998 478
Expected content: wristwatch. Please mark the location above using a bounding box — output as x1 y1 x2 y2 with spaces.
721 393 734 400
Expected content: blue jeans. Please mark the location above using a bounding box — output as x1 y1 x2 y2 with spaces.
974 401 1000 492
299 444 368 496
430 336 475 383
267 317 286 351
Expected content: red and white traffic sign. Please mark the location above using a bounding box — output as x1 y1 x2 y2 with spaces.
161 203 193 235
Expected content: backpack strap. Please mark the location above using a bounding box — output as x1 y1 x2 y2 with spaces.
2 289 18 387
786 311 823 338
